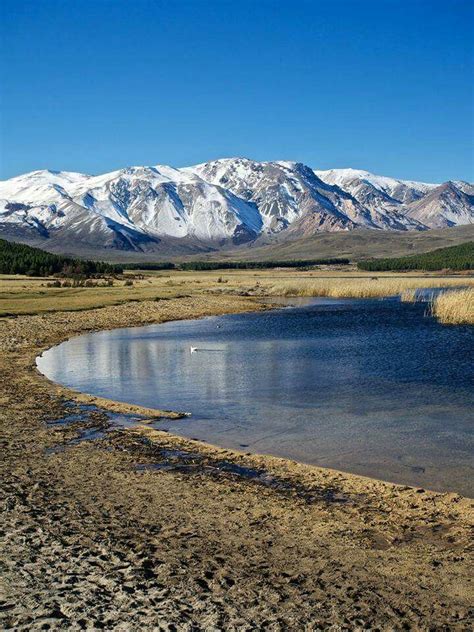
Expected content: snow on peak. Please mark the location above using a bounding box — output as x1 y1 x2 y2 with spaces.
314 168 437 196
0 169 91 205
1 158 472 252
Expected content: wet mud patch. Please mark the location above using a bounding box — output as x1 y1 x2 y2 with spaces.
42 403 352 506
43 401 149 453
107 429 354 506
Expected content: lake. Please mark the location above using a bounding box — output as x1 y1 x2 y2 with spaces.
37 297 474 496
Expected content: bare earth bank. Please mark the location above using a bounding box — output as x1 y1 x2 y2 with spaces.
1 295 473 630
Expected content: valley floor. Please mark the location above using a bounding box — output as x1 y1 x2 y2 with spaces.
1 286 473 630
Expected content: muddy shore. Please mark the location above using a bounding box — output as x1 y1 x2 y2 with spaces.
1 294 473 630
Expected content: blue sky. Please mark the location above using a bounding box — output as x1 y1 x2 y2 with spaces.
1 0 473 182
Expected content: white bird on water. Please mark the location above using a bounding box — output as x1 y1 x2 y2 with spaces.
190 345 225 353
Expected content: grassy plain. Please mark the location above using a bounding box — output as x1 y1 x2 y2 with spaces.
1 267 474 317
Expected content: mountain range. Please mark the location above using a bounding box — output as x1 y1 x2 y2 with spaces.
0 158 472 256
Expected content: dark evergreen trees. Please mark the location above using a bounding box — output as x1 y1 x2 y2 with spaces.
357 242 474 272
0 239 122 276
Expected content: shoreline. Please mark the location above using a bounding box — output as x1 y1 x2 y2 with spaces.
1 294 473 629
35 294 473 497
33 296 415 494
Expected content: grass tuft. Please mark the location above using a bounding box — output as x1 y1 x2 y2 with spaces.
431 288 474 325
400 289 419 302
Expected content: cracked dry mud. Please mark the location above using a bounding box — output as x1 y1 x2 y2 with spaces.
1 295 473 630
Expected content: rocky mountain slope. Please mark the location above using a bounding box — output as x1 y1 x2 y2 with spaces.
315 168 473 229
406 181 474 228
0 159 472 254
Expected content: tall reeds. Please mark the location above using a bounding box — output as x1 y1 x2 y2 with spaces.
431 288 474 325
266 277 473 300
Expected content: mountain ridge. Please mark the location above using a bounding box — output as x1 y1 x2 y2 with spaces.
1 159 472 255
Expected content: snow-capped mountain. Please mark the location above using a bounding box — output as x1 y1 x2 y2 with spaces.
314 168 436 204
0 160 472 254
186 159 424 232
406 181 474 228
314 168 473 230
0 166 262 250
186 159 356 232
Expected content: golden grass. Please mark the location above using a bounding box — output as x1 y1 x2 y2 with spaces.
400 289 418 302
432 288 474 325
1 270 473 317
400 288 439 303
0 284 181 316
266 277 473 299
0 271 246 315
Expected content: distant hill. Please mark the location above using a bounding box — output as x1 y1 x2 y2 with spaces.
194 224 474 265
2 223 474 270
357 242 474 271
0 238 121 277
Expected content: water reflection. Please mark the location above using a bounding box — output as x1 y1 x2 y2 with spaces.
37 297 474 496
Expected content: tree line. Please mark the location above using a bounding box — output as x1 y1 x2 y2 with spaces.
124 258 350 271
0 239 123 277
357 242 474 272
1 238 352 277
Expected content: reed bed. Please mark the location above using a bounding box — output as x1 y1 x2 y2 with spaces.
266 277 474 300
431 288 474 325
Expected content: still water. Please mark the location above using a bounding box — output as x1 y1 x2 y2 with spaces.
37 298 474 496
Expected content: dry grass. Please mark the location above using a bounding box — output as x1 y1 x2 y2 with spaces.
0 283 182 316
0 272 215 316
1 270 473 317
400 288 438 303
400 289 418 302
432 288 474 325
266 277 474 300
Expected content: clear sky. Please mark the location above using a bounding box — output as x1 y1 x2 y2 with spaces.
1 0 473 182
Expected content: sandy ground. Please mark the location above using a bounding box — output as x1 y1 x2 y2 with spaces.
1 294 473 630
